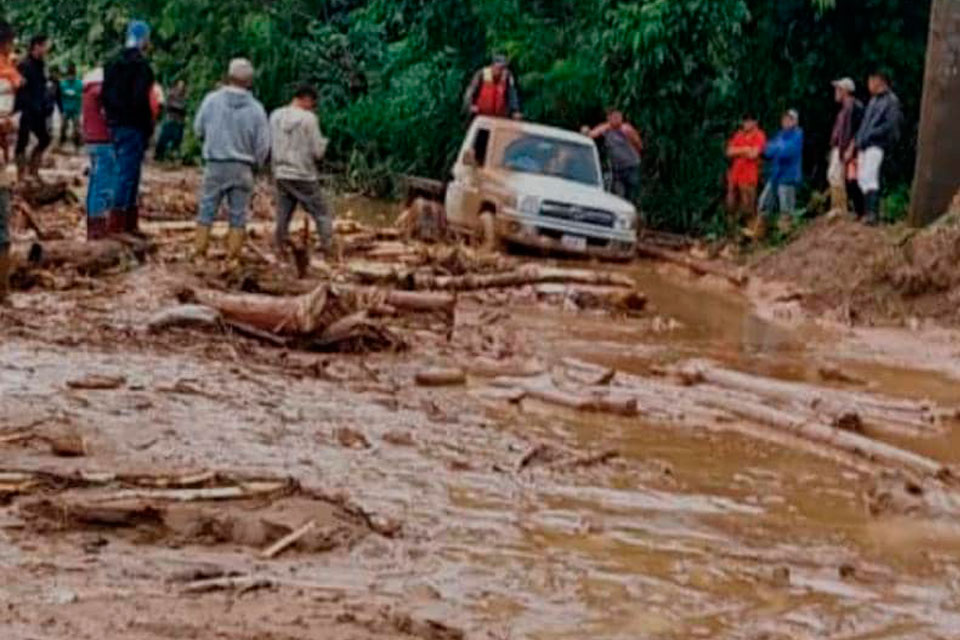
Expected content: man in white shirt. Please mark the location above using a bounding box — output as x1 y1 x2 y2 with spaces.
269 84 334 257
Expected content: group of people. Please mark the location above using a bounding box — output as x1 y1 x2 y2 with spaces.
726 69 903 239
190 60 333 267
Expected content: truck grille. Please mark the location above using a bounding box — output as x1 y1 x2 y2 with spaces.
540 201 616 228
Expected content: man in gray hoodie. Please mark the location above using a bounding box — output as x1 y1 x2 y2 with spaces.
192 58 270 263
270 84 334 257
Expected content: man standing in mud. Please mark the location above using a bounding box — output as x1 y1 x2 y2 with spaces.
464 55 522 120
14 35 52 183
0 20 22 303
103 20 155 236
828 78 864 216
270 84 336 260
59 63 83 150
192 58 270 266
759 109 804 233
848 69 902 225
82 67 116 240
582 108 644 202
726 114 767 238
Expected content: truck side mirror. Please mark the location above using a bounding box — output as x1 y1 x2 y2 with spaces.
461 149 478 167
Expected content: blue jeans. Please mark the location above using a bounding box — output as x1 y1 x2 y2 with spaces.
759 183 797 218
197 161 254 229
86 144 117 220
112 126 148 211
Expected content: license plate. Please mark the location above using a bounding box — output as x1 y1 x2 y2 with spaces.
561 235 587 252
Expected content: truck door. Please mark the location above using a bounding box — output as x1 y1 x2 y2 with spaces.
445 125 491 233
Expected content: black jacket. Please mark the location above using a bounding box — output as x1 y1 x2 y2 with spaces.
855 90 903 152
15 55 50 118
102 48 156 136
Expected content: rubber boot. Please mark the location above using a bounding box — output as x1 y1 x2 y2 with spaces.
226 227 246 268
124 206 146 239
864 191 880 226
15 154 27 183
193 225 212 262
27 148 45 183
0 247 10 305
106 210 125 236
87 217 109 241
742 215 767 242
829 186 848 214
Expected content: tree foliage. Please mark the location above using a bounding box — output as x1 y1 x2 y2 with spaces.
5 0 930 233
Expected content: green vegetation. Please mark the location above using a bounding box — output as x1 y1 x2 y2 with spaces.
6 0 930 233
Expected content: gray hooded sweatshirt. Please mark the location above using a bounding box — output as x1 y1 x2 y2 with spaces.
270 105 328 182
194 86 270 167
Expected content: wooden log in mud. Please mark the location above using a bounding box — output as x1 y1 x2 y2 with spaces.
690 389 945 476
10 237 150 279
415 367 467 387
493 376 639 417
413 264 638 292
686 362 948 436
636 242 748 288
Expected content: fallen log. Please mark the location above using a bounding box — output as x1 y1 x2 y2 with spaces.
636 242 748 287
412 264 637 291
181 285 404 352
415 367 467 387
686 362 947 436
493 377 639 417
11 238 142 278
692 390 945 476
90 481 291 504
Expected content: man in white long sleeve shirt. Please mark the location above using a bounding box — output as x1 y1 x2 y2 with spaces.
270 84 334 256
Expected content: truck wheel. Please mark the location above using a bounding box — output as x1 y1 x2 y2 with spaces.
479 210 500 253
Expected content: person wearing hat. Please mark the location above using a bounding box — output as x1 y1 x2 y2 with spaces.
0 20 22 304
192 58 270 266
463 55 522 119
102 19 155 236
758 109 804 235
828 78 864 215
847 69 902 225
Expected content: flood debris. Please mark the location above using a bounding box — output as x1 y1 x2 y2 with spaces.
66 374 127 390
415 367 467 387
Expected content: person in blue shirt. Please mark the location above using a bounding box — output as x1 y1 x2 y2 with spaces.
759 109 804 230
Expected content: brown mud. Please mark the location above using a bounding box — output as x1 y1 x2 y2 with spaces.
2 157 960 639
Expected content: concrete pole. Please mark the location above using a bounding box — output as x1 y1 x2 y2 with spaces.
909 0 960 226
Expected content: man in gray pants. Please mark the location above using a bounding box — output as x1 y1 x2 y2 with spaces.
270 84 334 257
192 58 270 264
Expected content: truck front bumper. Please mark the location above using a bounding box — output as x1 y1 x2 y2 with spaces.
497 210 637 260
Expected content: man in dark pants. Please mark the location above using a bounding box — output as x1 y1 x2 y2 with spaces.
847 69 902 225
269 84 334 257
15 35 52 183
102 21 155 236
0 20 23 303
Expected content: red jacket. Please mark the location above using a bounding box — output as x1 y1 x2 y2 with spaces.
82 68 111 144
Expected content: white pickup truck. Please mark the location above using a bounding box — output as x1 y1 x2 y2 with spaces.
443 116 638 260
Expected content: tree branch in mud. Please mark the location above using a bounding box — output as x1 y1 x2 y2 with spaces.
636 242 748 287
349 262 638 291
177 284 408 352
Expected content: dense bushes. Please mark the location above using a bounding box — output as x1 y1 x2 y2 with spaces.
6 0 930 233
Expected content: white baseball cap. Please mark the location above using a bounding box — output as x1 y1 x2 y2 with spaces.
832 77 856 93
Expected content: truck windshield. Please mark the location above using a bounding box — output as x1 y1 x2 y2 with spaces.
499 134 600 187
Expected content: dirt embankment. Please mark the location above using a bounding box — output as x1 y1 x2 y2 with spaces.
752 194 960 328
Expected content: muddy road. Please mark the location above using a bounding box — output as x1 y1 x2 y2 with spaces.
2 162 960 639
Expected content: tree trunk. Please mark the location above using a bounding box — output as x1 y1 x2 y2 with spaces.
910 0 960 226
636 242 748 287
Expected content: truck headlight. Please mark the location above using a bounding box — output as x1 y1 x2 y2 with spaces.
616 215 638 231
519 195 541 215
